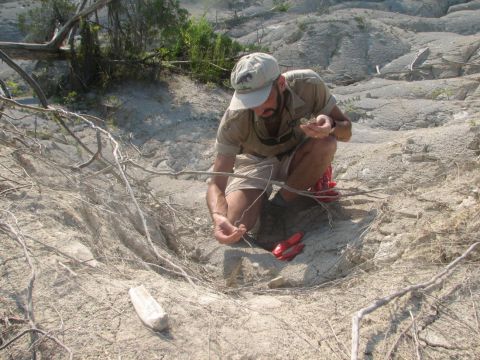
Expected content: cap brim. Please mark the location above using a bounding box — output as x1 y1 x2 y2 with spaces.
228 83 272 110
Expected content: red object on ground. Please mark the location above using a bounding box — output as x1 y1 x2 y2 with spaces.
272 231 305 261
277 243 305 261
311 164 340 202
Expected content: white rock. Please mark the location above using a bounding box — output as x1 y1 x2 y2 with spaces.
129 285 169 332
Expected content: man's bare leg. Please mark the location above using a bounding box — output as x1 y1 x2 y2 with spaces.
280 136 337 202
226 189 266 230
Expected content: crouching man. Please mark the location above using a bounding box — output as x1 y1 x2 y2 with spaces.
206 52 352 244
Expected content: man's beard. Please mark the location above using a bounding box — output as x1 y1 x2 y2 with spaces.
260 91 284 122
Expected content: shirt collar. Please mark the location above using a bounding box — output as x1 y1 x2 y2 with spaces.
284 84 305 114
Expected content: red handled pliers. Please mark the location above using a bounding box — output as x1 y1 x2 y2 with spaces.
272 231 305 261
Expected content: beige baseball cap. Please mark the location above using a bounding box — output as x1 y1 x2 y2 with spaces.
229 52 280 110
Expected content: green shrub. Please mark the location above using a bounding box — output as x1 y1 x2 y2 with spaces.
5 80 22 96
62 90 78 105
173 17 244 83
354 16 367 30
273 0 291 12
105 0 188 58
430 87 454 100
19 0 245 91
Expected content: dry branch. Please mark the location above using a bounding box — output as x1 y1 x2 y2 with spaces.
409 311 422 360
351 241 480 360
126 159 383 200
0 216 37 356
1 96 381 200
0 0 114 60
0 214 72 359
0 50 48 108
73 129 102 169
0 96 385 290
1 97 197 285
1 96 116 173
0 328 73 359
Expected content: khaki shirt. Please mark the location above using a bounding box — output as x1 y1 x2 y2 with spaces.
215 69 336 158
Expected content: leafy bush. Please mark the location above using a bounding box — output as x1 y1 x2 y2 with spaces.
5 80 22 97
18 0 247 90
105 0 188 58
173 18 244 82
273 0 291 12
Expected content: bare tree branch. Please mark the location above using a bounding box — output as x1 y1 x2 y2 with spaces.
0 328 73 359
0 49 48 108
73 129 102 169
0 0 114 60
1 96 196 285
351 241 480 360
409 311 422 360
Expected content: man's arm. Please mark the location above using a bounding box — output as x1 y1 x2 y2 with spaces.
207 154 234 217
328 105 352 142
206 154 246 244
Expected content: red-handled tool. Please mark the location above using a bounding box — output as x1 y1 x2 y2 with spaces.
311 164 340 202
272 231 305 261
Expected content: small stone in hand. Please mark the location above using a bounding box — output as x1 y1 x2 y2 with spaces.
300 117 313 125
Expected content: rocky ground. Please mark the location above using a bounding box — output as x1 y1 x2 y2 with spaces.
1 0 480 359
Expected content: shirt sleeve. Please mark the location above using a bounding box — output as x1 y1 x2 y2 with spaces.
285 69 337 118
214 109 248 156
307 72 337 115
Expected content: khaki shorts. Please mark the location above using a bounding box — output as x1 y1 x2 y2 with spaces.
225 151 298 196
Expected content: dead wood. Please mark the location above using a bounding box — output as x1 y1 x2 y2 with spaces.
0 217 38 357
1 96 197 286
0 0 113 60
73 129 102 169
126 159 383 200
1 96 115 173
0 50 48 108
409 311 422 360
0 328 73 359
351 241 480 360
0 216 72 358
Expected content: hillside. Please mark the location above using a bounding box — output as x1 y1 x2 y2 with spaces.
1 0 479 359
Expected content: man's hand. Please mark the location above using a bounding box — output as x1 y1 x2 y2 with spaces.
213 213 247 244
300 114 334 139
